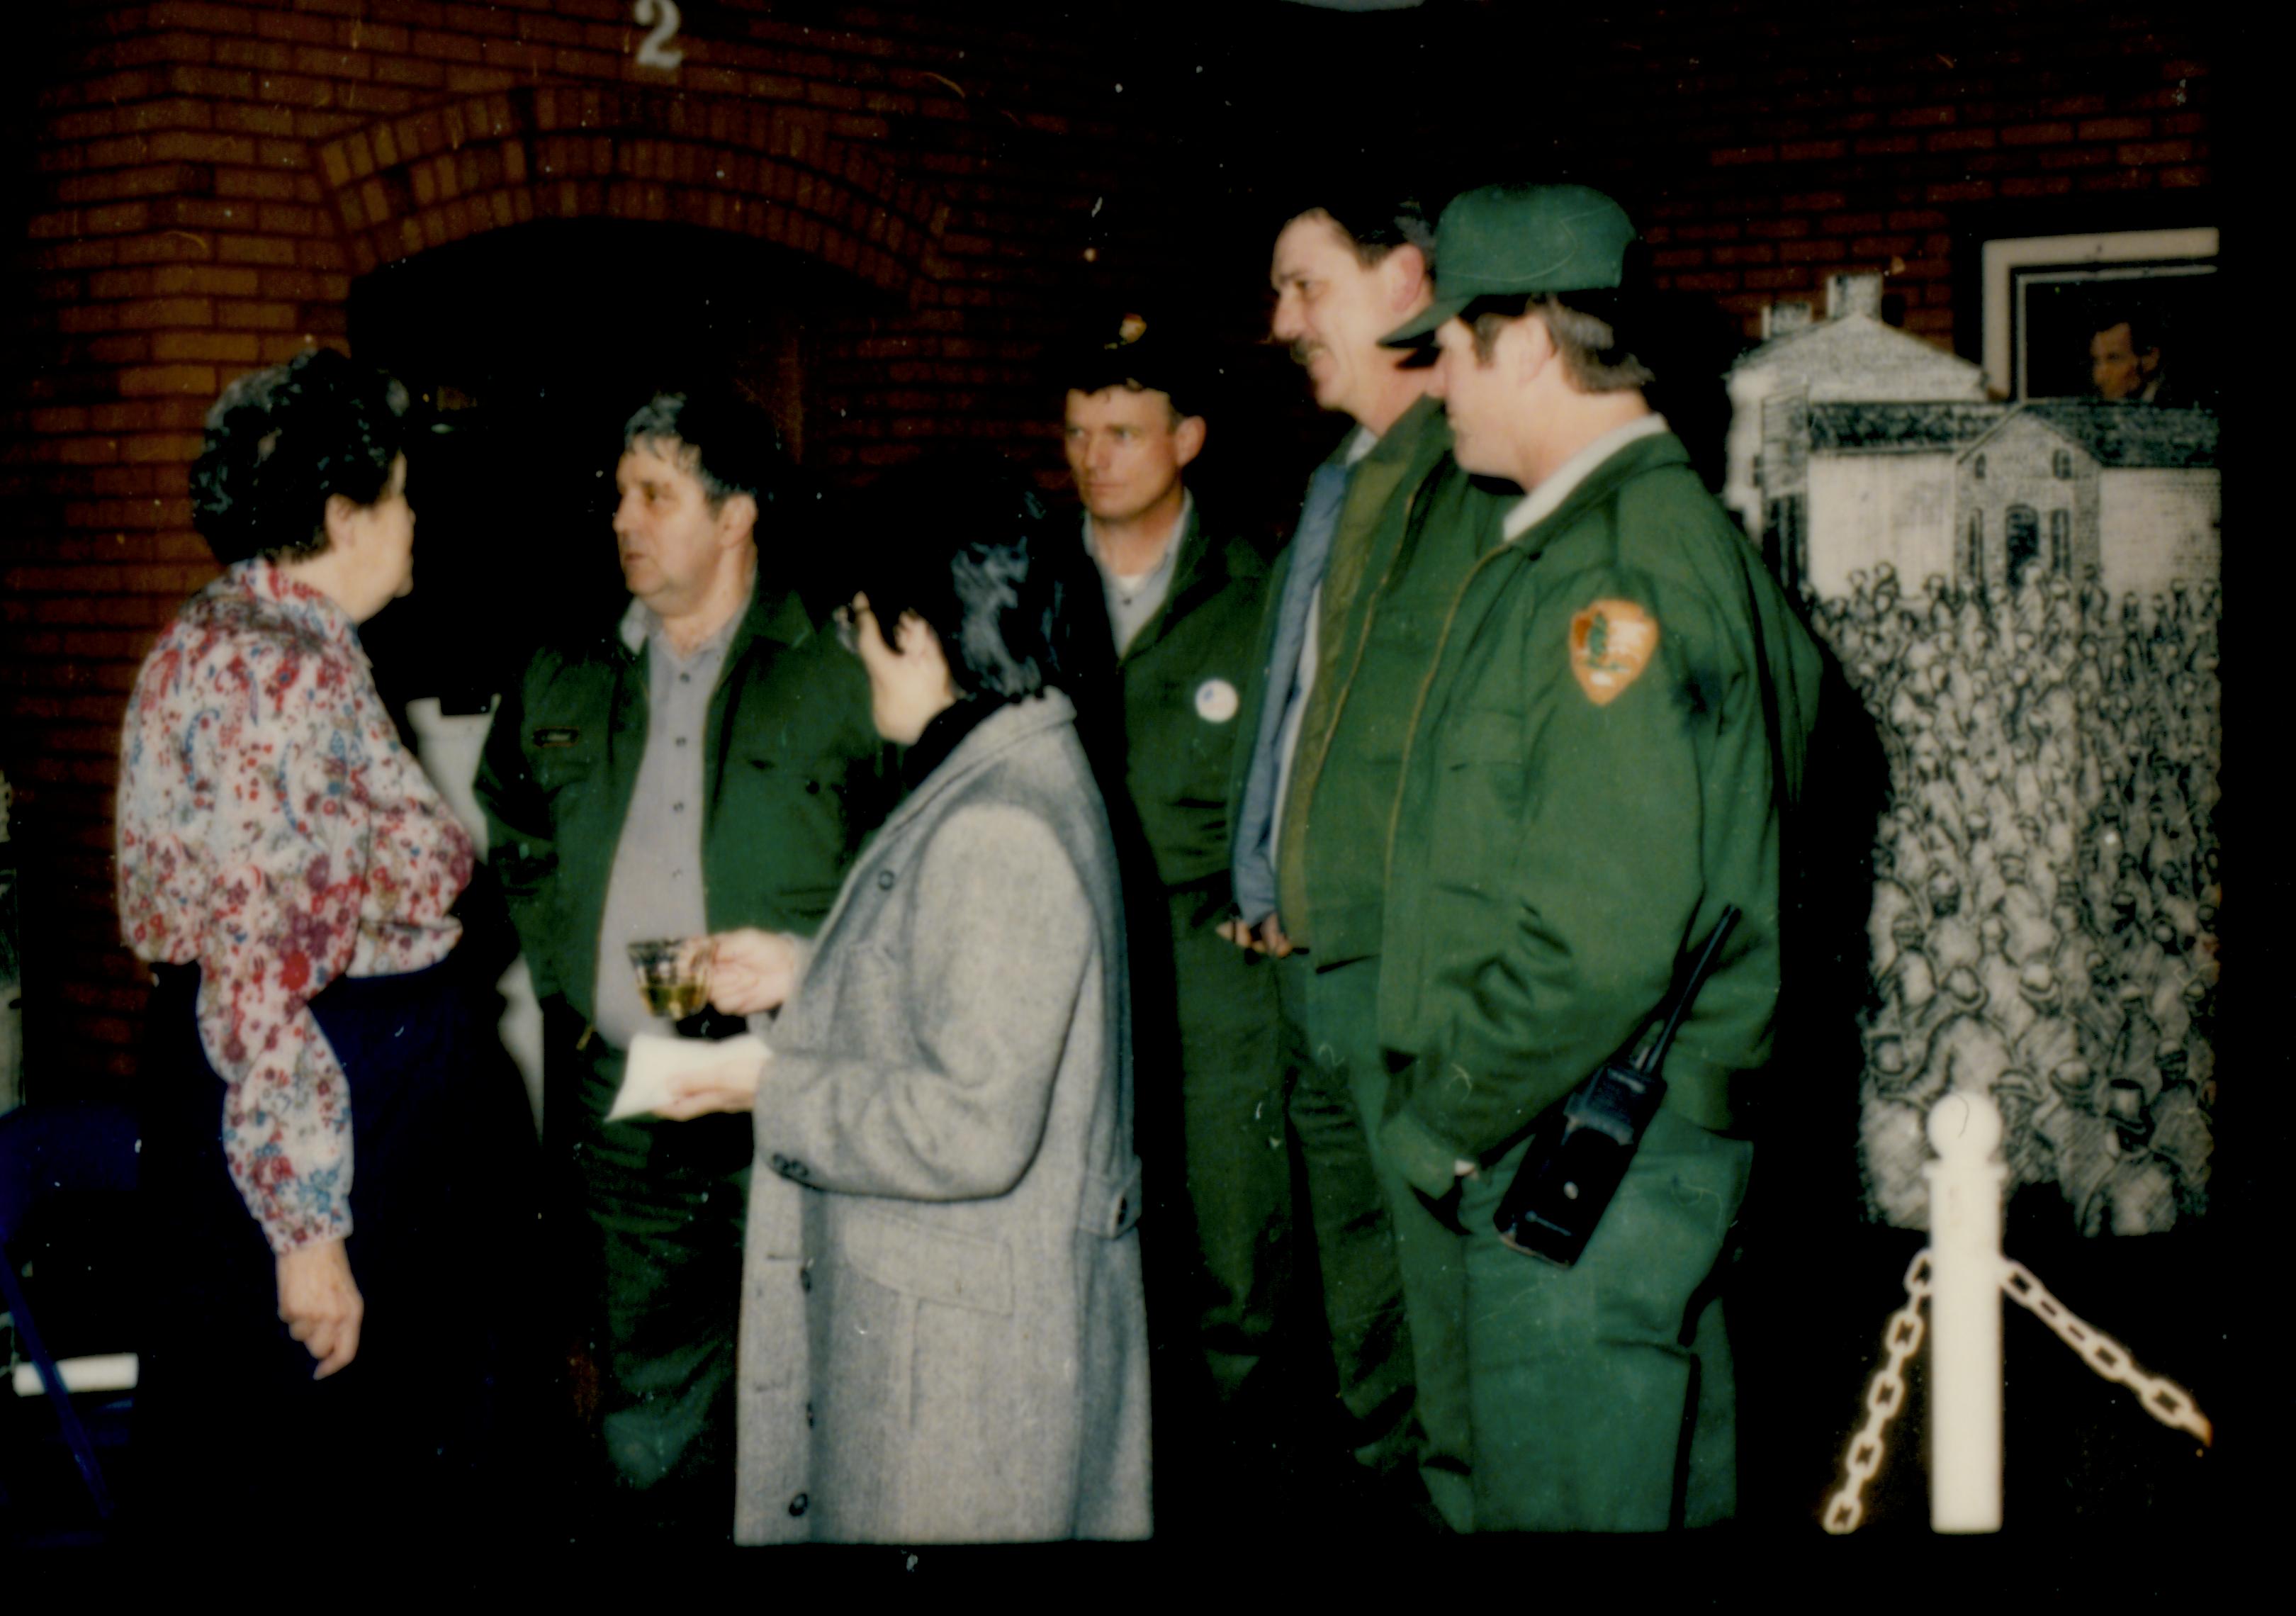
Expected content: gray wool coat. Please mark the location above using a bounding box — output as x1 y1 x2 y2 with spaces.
733 691 1152 1544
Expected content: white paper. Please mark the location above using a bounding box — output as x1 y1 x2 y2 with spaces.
607 1031 772 1121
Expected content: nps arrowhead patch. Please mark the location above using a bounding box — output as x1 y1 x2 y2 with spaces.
1568 598 1659 706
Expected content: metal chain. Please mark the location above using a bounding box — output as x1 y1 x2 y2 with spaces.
1825 1247 2214 1533
2000 1257 2214 1446
1822 1248 1932 1534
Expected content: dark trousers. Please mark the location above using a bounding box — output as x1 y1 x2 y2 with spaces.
134 958 543 1543
550 1014 750 1540
1135 890 1301 1526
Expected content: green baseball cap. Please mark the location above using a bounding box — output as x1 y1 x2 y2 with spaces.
1381 183 1638 347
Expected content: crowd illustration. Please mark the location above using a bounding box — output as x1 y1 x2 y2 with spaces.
1808 561 2219 1235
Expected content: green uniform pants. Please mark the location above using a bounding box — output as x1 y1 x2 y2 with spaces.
1390 1105 1753 1532
1279 953 1419 1478
1165 891 1292 1405
564 1033 751 1534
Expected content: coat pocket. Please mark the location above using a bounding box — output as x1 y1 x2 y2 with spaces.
838 1210 1017 1437
842 1209 1015 1316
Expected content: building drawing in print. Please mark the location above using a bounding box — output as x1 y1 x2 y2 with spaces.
1725 277 2221 1238
1954 404 2219 602
1726 272 1994 595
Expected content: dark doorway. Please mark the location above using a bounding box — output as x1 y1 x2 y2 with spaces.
2006 503 2041 588
346 218 884 717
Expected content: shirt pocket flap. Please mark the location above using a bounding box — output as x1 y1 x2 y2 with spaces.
844 1211 1014 1315
1079 1157 1143 1240
529 731 601 790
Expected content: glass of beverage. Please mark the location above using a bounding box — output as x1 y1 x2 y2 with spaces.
629 936 717 1026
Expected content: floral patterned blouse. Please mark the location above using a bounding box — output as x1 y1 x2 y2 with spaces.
116 559 473 1254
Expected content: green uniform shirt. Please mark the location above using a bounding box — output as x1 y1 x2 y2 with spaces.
475 582 895 1026
1375 430 1823 1197
1273 395 1505 965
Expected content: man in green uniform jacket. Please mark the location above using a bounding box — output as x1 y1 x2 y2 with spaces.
475 389 891 1537
1059 318 1287 1525
1374 184 1823 1531
1228 196 1507 1523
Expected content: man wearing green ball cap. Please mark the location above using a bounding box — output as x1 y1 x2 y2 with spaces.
1371 181 1824 1530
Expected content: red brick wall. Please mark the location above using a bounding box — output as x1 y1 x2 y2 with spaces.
1531 5 2217 347
1 0 2220 1094
2 0 1172 1089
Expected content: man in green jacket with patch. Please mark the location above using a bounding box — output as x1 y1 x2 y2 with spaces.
1374 184 1823 1531
1059 316 1287 1523
475 388 891 1537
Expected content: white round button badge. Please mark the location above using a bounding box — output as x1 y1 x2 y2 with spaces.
1195 678 1239 723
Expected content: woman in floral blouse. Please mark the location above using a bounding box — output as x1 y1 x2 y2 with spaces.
118 348 534 1536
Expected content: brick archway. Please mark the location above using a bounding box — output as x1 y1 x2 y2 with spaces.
311 86 956 305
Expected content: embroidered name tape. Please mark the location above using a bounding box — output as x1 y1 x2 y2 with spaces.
1568 600 1659 706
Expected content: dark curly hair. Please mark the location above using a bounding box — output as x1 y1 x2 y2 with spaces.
845 454 1108 702
189 348 413 567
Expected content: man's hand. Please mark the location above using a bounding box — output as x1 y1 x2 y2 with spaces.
1454 1157 1481 1182
655 1050 769 1119
1217 916 1295 957
276 1238 363 1380
709 927 799 1015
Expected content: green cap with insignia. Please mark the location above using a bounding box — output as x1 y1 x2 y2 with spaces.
1380 183 1638 347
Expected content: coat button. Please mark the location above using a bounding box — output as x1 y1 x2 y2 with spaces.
876 869 896 890
788 1493 809 1517
806 779 821 794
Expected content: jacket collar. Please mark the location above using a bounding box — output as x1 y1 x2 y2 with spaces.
612 576 818 666
1351 391 1448 475
872 690 1081 844
218 558 363 657
1499 413 1670 544
1327 395 1452 555
1116 500 1253 662
1503 427 1693 560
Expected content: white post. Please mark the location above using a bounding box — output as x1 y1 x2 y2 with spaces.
1924 1089 2006 1532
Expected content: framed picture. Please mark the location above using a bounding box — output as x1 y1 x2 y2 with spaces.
1980 227 2219 402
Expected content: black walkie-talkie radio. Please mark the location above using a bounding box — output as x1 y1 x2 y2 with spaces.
1492 906 1742 1267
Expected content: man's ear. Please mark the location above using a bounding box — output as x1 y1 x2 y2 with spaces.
1173 414 1208 470
1515 310 1558 386
1381 242 1431 313
715 490 760 546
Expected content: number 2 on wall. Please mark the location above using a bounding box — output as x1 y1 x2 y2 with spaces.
634 0 685 70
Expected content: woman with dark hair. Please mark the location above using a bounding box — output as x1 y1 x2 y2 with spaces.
656 459 1150 1542
117 347 533 1535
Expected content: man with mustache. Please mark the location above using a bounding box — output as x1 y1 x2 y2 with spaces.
1227 192 1506 1525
